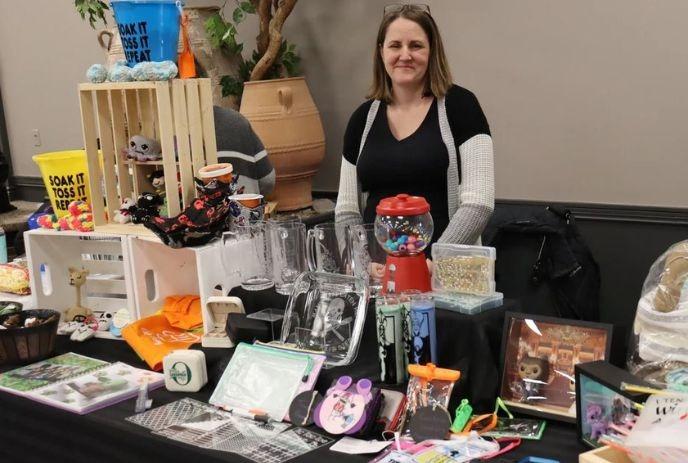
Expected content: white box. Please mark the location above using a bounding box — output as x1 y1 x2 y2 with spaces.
127 234 250 333
163 349 208 392
25 229 136 322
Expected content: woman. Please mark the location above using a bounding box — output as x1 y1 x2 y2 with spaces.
335 4 494 247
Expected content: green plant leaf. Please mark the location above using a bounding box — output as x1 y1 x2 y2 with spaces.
240 1 256 13
233 7 245 23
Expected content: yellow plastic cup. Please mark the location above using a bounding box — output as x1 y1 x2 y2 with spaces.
33 150 93 218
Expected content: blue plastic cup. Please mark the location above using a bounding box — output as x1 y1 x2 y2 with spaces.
110 0 182 66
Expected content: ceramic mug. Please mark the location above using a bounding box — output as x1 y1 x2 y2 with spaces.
198 163 233 185
229 194 265 227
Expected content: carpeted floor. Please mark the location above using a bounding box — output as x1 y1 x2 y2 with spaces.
0 200 42 232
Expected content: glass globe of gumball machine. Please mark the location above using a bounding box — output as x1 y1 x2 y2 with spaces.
375 194 433 294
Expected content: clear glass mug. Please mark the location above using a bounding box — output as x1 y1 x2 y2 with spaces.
267 221 307 295
230 221 274 291
349 223 387 296
306 222 352 275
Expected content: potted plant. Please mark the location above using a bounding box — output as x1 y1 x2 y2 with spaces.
206 0 325 211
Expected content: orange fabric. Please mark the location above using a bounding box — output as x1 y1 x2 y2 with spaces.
162 295 203 330
122 313 201 371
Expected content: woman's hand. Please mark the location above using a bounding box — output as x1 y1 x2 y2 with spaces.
426 258 433 275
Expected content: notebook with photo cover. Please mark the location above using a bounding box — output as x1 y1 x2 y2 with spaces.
0 353 164 414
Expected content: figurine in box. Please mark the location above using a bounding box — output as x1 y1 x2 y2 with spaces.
575 360 650 448
514 356 550 402
201 296 244 348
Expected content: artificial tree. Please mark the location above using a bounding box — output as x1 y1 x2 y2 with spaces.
205 0 300 102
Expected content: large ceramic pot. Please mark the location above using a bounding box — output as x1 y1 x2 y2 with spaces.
240 77 325 211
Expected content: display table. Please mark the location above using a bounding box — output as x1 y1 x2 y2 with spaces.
0 297 588 462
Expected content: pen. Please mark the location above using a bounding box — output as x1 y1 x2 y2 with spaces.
229 407 272 423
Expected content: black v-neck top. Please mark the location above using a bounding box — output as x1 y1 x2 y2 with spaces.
342 85 491 246
357 98 449 243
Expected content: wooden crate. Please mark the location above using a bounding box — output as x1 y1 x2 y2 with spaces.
78 79 218 235
579 446 633 463
25 229 136 324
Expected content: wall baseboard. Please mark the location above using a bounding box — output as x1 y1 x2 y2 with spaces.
10 176 47 203
313 190 688 226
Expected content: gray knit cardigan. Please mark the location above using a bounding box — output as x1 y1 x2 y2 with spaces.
335 94 494 245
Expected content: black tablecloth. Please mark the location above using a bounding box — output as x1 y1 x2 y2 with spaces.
0 294 587 463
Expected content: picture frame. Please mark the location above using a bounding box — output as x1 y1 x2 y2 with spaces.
499 311 614 423
575 361 650 448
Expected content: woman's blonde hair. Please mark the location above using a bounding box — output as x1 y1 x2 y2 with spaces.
368 5 453 103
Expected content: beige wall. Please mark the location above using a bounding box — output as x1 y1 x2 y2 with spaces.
0 0 105 178
2 0 687 207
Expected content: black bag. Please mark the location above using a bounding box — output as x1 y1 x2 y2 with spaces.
483 205 601 321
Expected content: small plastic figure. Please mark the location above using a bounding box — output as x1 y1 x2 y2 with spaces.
516 356 550 402
65 267 91 321
586 403 608 440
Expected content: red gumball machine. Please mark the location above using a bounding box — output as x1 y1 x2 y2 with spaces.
375 194 433 294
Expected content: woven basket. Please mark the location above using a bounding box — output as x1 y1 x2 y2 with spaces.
0 309 60 365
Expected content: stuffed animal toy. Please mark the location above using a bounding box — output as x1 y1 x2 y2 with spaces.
148 170 165 191
124 135 162 162
86 60 177 83
130 192 164 224
144 177 233 248
113 197 136 224
37 201 94 232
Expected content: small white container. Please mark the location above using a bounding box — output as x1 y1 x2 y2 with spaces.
163 350 208 392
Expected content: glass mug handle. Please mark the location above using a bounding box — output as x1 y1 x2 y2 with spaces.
306 228 318 272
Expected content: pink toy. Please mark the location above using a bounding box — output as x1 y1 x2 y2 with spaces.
314 376 373 435
586 403 608 440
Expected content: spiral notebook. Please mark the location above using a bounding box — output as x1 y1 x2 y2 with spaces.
0 352 164 414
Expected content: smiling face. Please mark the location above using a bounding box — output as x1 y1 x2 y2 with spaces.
380 17 430 91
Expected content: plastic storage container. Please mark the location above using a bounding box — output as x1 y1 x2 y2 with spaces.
429 291 504 315
431 243 496 296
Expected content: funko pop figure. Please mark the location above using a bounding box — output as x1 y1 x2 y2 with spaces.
516 356 550 402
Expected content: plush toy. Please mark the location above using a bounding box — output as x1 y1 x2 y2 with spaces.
148 170 165 191
86 64 108 83
131 61 178 81
37 213 61 230
107 60 134 82
37 201 94 232
124 135 162 162
130 192 164 224
144 177 233 248
86 60 177 83
113 197 136 224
